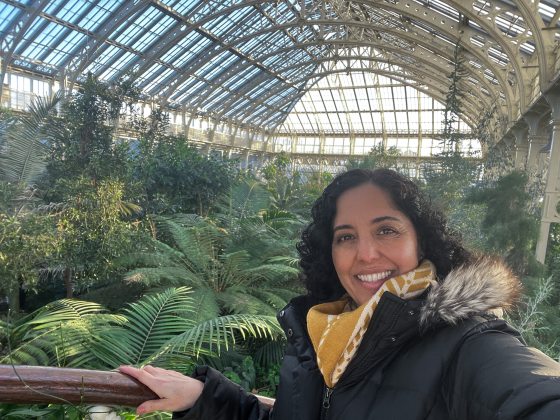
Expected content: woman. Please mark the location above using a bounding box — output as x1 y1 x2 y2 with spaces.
120 168 560 419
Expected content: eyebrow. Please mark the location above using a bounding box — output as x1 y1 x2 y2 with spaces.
332 216 401 232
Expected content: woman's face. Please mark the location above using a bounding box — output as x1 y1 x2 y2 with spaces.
331 183 420 306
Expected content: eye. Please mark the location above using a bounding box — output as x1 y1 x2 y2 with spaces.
334 233 354 243
378 226 398 236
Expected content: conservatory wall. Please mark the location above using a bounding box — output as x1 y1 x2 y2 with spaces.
1 68 482 175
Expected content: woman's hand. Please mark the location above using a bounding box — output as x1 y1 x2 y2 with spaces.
118 365 204 415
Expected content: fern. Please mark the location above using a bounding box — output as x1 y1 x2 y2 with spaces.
121 214 299 316
161 314 282 359
1 300 120 367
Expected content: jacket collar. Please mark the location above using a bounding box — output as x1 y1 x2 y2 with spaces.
419 256 520 329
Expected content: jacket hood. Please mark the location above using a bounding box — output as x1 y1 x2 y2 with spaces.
419 256 521 329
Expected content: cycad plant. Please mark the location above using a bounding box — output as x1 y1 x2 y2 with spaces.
0 287 281 371
1 299 122 368
215 178 304 270
121 214 300 319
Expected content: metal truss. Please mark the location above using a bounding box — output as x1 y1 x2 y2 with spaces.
1 0 559 141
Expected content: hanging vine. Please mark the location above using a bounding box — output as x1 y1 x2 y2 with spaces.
441 41 468 152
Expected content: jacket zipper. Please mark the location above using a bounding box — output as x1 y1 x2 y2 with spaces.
320 386 333 419
318 299 407 417
335 305 403 388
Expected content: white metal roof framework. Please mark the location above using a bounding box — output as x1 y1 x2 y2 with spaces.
1 0 558 135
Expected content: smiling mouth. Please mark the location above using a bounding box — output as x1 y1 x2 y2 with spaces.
356 271 393 282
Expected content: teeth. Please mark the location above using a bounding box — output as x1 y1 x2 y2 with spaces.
357 271 392 282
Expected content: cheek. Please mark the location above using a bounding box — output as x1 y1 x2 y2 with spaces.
397 238 420 268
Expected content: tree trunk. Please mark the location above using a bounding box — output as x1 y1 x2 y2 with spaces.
63 267 73 298
7 284 20 313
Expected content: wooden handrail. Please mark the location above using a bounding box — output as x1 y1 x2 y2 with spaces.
0 365 274 409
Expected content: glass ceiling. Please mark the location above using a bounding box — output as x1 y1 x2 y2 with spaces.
1 0 560 148
278 69 469 135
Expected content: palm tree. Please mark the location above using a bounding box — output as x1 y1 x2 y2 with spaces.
0 93 62 312
0 93 62 188
121 214 300 319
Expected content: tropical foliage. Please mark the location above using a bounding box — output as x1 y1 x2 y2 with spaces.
131 110 237 215
0 93 61 185
121 214 300 318
43 74 137 189
2 286 280 369
0 287 281 418
346 144 401 171
0 93 62 312
466 171 540 275
51 177 142 296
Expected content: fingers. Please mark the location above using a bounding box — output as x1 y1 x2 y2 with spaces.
118 365 160 393
118 365 153 382
143 365 186 379
118 365 142 380
121 365 186 381
137 399 171 415
119 365 203 413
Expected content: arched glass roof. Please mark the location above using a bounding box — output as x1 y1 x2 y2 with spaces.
2 0 560 151
278 71 470 136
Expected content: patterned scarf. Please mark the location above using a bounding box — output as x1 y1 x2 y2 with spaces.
306 260 437 388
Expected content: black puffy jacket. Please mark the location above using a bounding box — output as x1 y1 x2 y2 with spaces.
175 258 560 419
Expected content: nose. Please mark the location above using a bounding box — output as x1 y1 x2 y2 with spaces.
356 237 381 262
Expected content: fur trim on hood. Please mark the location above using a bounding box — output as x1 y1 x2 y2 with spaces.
420 257 521 329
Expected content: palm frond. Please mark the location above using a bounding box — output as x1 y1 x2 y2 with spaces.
124 266 198 286
1 299 118 367
162 314 281 358
245 264 299 282
117 200 143 217
216 179 271 223
219 250 251 284
216 289 278 316
153 216 218 269
117 286 195 365
2 335 53 365
0 92 61 184
253 339 286 368
188 288 221 323
264 287 303 302
266 255 301 268
249 288 297 312
21 299 107 331
118 250 175 270
232 179 271 216
122 212 301 315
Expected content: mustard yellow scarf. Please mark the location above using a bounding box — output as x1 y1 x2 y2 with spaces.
306 260 436 388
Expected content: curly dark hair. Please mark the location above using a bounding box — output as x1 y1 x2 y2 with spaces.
297 168 472 302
